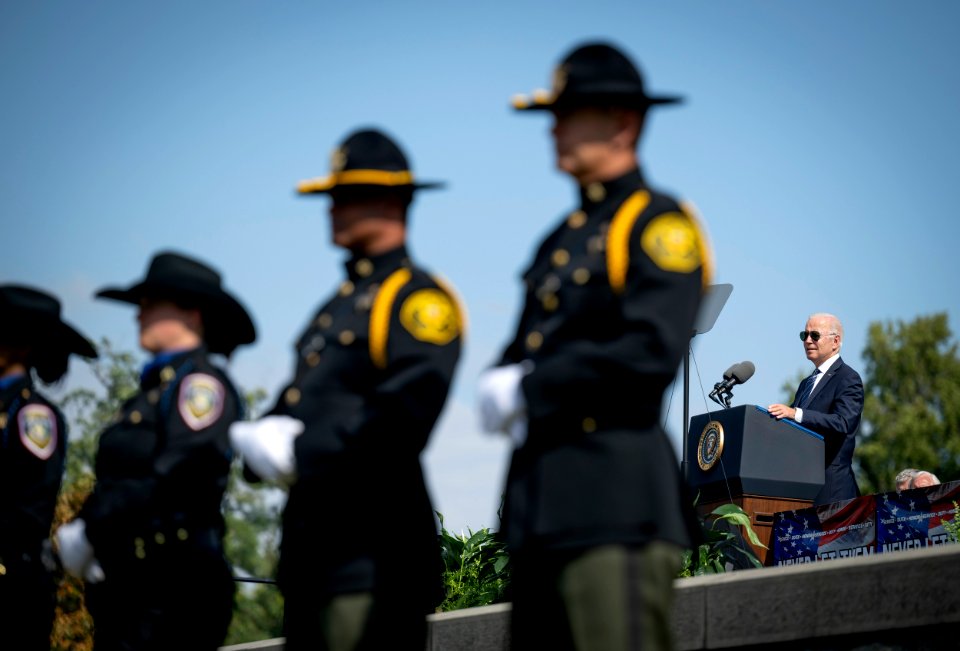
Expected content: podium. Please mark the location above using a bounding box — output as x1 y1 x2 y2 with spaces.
685 405 825 564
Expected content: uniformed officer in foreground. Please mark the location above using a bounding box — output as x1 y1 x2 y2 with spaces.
0 285 97 651
230 128 463 651
478 42 710 650
56 251 255 651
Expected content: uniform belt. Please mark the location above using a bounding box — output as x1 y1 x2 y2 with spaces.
531 408 660 435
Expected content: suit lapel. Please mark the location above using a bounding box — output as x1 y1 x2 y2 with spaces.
807 357 844 405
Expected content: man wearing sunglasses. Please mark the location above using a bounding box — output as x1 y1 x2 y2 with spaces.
768 313 864 506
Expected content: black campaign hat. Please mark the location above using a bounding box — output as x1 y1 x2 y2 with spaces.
296 128 444 195
95 251 256 356
0 285 98 360
511 42 683 112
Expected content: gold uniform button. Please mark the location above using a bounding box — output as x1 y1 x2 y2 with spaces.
355 259 374 277
285 387 301 406
134 537 146 559
177 528 189 541
567 210 587 229
573 268 591 285
339 281 355 297
21 388 31 399
306 352 321 367
154 532 166 545
582 417 597 433
542 294 559 311
339 330 355 345
317 313 333 328
586 182 606 202
0 563 6 575
147 389 160 405
129 410 142 424
160 366 176 383
525 331 543 351
0 414 7 429
551 249 570 268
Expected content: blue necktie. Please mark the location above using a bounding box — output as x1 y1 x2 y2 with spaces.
796 369 821 408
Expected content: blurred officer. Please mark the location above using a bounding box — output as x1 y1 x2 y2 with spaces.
0 285 97 651
230 128 463 651
478 42 711 650
56 251 255 651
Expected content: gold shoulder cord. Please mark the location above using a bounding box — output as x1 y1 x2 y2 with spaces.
369 268 412 369
606 190 651 294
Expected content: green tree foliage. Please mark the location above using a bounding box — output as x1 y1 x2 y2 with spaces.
857 313 960 494
222 388 285 645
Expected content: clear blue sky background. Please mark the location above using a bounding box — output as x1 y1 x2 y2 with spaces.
3 1 959 534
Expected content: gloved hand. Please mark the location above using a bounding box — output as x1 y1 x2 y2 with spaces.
229 415 305 486
55 519 106 583
477 363 531 442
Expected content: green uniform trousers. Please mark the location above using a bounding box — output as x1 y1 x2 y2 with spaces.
510 542 681 651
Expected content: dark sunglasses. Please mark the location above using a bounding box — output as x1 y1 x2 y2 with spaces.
799 330 835 342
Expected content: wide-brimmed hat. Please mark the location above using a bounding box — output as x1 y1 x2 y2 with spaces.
0 285 98 359
296 128 444 195
511 42 682 112
95 251 256 355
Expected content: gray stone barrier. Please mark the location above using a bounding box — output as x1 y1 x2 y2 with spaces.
221 544 960 650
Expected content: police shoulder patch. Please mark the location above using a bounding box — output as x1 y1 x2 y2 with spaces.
399 288 459 345
640 211 703 274
178 373 225 431
18 403 58 460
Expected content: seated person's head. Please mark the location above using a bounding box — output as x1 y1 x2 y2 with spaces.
911 471 940 489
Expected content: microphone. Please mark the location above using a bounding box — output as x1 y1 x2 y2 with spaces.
709 361 755 408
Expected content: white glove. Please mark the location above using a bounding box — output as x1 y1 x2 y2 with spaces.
56 519 105 583
477 363 531 436
229 415 305 485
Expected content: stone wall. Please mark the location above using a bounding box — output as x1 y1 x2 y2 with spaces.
221 544 960 650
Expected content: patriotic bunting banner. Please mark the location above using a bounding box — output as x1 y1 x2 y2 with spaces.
773 481 959 566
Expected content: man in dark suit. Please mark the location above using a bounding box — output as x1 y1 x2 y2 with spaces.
768 313 864 506
478 42 709 650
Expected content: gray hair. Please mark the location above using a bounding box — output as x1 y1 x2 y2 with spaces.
808 312 843 346
895 468 918 490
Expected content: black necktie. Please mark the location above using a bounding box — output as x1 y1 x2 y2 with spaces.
796 369 821 408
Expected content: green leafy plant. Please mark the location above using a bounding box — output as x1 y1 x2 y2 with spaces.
944 501 960 544
678 503 764 577
436 513 510 612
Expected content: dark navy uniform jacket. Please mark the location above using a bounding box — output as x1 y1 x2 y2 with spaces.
497 168 709 553
790 356 863 506
80 346 240 572
272 245 462 604
0 375 67 568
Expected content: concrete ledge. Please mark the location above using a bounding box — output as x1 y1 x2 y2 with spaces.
222 545 960 651
427 603 512 651
674 544 960 650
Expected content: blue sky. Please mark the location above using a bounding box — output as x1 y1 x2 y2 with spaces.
3 2 959 534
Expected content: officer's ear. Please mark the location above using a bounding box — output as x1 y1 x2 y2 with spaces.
611 108 644 151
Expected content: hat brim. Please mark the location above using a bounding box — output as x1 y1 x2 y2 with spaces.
0 320 98 360
96 282 256 355
58 323 98 359
297 169 445 195
511 90 683 112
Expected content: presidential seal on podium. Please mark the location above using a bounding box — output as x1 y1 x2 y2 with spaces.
697 420 724 471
